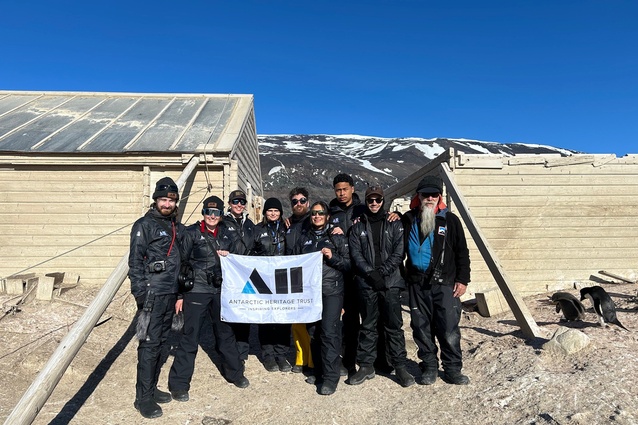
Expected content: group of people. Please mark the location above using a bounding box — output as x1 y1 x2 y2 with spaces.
128 173 471 419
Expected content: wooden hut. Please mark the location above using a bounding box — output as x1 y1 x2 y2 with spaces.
386 149 638 304
0 90 262 287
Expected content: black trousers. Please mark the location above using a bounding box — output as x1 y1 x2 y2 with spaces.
309 293 343 386
341 277 359 369
230 322 290 362
136 293 176 401
408 283 463 372
258 323 291 360
356 287 408 368
168 291 244 391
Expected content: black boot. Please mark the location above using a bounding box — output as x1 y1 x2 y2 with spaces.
134 398 162 419
153 388 172 404
346 366 375 385
395 367 416 387
417 367 438 385
444 370 470 385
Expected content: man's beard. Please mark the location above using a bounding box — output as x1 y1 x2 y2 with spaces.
157 204 175 217
419 205 436 236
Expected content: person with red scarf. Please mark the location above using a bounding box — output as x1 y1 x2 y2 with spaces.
401 175 471 386
168 195 249 405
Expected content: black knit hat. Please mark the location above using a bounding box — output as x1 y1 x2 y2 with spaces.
416 175 443 194
263 197 283 215
153 177 179 201
202 195 224 211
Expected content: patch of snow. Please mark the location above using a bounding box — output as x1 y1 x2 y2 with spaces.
363 142 388 156
413 143 445 158
268 166 283 176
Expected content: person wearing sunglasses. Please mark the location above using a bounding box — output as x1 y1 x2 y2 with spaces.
167 195 249 405
128 177 185 419
293 201 351 395
284 187 314 374
346 186 415 388
401 175 471 386
250 197 293 372
221 189 257 365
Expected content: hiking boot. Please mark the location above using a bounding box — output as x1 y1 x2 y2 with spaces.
339 363 349 376
153 388 172 404
134 398 162 419
277 358 292 372
291 365 304 373
170 389 189 402
263 357 279 372
345 366 375 385
319 382 337 395
417 368 438 385
395 367 416 388
444 370 470 385
233 375 250 388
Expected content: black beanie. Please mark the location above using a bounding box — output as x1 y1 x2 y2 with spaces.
202 195 224 211
263 197 283 215
153 177 179 201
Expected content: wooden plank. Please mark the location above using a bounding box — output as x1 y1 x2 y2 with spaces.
476 289 510 317
458 185 638 197
439 162 542 339
598 270 636 284
5 278 24 295
471 216 638 228
453 173 638 186
465 205 638 218
456 194 638 207
35 276 55 301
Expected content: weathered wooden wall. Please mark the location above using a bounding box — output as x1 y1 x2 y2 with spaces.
0 159 233 287
451 153 638 297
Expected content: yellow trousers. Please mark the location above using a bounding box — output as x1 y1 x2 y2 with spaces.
292 323 313 368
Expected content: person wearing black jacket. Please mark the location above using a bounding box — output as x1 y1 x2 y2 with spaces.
328 174 366 375
167 195 249 404
402 175 471 386
251 197 293 372
294 201 351 395
128 177 184 419
346 186 415 388
221 189 256 363
284 187 314 374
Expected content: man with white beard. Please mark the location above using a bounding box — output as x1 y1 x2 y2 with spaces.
401 175 471 386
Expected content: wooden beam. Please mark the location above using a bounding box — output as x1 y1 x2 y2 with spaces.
384 149 452 203
3 155 200 425
598 270 636 284
439 162 542 339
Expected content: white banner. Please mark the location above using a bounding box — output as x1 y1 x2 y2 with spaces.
219 252 323 324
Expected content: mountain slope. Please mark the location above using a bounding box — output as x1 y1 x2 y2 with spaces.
258 134 576 203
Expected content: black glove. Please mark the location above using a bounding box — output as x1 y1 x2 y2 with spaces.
367 270 385 291
135 294 146 310
213 275 223 288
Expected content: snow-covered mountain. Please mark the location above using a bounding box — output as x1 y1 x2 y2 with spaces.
258 134 576 203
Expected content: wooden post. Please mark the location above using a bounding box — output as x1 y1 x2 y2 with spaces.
3 155 200 425
439 163 542 339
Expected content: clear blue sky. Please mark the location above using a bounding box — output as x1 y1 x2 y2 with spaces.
1 1 636 156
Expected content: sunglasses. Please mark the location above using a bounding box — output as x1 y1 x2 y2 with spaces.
202 208 222 217
230 199 247 205
366 197 383 204
310 210 327 217
291 197 308 206
157 184 178 192
420 192 440 199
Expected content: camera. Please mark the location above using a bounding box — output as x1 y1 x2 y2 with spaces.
148 260 166 273
178 272 194 292
179 263 194 292
207 273 223 288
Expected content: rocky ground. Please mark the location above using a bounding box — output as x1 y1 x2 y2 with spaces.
1 281 637 425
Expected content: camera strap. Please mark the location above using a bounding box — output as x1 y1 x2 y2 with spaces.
152 216 177 257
